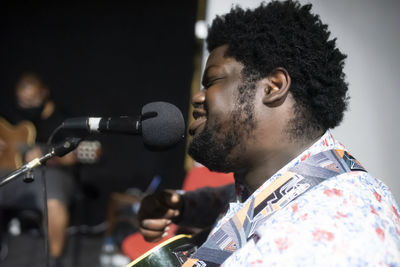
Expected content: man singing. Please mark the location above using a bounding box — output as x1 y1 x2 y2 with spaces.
138 1 400 266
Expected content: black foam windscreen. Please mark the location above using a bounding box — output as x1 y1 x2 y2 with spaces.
141 102 185 150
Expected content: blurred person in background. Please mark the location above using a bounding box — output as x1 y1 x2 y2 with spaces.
0 72 77 267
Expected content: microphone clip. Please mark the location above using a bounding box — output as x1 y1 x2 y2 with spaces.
0 137 82 188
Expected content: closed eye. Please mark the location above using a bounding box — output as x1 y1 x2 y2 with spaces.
202 77 223 89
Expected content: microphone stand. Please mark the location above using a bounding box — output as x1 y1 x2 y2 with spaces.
0 137 82 267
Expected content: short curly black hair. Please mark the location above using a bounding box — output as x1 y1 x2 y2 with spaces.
206 0 349 138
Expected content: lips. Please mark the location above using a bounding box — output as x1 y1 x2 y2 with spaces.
189 116 207 136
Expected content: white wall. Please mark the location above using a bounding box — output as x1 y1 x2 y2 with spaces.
204 0 400 202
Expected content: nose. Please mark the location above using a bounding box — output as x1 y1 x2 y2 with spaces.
192 90 205 108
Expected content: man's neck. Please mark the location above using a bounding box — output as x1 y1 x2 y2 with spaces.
234 134 323 194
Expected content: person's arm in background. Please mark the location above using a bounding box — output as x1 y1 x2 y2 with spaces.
138 184 234 242
179 184 235 228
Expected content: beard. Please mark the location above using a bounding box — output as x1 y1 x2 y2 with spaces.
188 80 257 173
188 120 239 172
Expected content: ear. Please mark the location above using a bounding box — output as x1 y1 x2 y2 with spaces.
261 67 291 107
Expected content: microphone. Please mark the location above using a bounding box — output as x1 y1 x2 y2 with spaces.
62 102 185 150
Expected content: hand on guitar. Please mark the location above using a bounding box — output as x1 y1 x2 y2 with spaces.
138 190 183 242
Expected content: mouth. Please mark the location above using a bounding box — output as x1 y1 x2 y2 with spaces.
189 117 207 136
189 109 207 136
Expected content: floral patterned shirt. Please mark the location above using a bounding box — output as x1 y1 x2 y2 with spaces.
219 131 400 266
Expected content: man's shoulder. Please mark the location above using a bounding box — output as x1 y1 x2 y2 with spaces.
248 171 400 266
295 170 399 217
318 170 395 204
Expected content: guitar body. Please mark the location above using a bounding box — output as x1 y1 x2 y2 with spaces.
0 117 36 170
126 234 194 267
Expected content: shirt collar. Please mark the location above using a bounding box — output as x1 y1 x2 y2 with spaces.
235 130 345 202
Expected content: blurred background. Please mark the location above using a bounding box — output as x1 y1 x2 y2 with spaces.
0 0 399 266
0 0 196 220
0 0 198 266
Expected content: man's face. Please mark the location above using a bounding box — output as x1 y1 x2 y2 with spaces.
188 45 257 172
16 83 47 109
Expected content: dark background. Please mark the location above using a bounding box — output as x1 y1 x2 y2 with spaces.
0 0 197 225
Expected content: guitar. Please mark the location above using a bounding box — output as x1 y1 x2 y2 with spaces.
0 117 36 170
125 234 195 267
